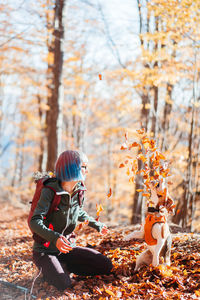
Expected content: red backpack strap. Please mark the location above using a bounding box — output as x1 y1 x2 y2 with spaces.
45 185 61 216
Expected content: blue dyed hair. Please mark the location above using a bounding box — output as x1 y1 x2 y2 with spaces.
55 150 84 182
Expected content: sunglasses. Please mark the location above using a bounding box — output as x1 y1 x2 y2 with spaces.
81 165 87 170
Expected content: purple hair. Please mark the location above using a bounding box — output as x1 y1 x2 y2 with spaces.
55 150 84 182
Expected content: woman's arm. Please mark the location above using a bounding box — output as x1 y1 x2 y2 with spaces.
78 207 105 232
29 188 61 244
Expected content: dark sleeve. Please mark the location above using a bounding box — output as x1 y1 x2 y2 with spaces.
29 188 61 245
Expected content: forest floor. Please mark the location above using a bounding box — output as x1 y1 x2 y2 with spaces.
0 204 200 300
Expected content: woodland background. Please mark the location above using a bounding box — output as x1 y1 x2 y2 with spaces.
0 0 200 232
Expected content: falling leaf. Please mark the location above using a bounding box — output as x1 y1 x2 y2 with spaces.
120 143 128 150
125 132 128 141
96 204 104 221
137 153 147 163
107 188 112 198
136 128 146 135
142 193 150 198
119 163 125 168
99 74 102 80
96 204 104 216
130 142 140 148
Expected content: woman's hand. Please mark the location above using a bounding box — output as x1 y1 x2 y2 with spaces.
56 236 73 253
100 226 109 235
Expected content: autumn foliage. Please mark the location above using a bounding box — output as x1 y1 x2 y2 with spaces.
119 128 175 214
1 205 200 299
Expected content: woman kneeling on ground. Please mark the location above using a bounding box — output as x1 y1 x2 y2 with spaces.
30 150 113 291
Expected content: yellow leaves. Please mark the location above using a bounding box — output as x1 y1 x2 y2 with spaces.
132 160 138 173
65 56 79 63
136 128 146 135
96 204 104 215
119 128 173 212
156 151 166 160
129 177 134 183
195 290 200 297
173 252 179 259
105 289 115 297
137 153 147 163
96 203 104 221
39 102 50 111
11 46 25 52
75 75 88 87
157 265 173 277
183 269 188 276
47 52 54 65
142 193 151 198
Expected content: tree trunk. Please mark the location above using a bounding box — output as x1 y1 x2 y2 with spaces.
151 85 158 138
46 0 65 171
37 95 45 172
161 83 173 151
182 105 195 229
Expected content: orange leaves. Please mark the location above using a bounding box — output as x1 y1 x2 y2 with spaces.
157 188 167 198
76 220 89 231
142 193 151 198
119 128 173 208
104 289 115 297
119 163 125 168
137 153 147 163
157 264 174 277
98 74 102 80
136 128 146 135
1 202 200 300
96 203 104 221
107 188 112 198
131 159 138 172
129 142 141 150
120 143 128 150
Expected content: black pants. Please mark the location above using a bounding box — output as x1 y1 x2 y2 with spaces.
33 247 113 291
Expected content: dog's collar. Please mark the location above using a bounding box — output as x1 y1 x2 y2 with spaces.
147 207 159 213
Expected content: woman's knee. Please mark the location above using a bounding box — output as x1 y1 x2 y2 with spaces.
99 254 113 274
45 273 71 291
91 253 113 275
33 252 71 291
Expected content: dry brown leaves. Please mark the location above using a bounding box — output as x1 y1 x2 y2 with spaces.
0 204 200 300
119 129 175 213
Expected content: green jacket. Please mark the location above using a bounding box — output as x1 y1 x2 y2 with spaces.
30 178 104 254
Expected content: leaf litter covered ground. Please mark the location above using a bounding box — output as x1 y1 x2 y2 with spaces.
0 204 200 300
